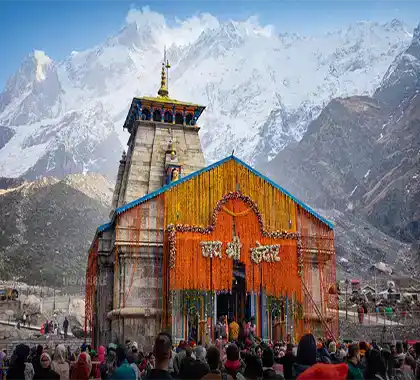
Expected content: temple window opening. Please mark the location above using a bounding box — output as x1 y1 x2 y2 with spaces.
153 109 161 122
185 113 193 125
164 111 173 124
175 112 184 125
141 108 150 121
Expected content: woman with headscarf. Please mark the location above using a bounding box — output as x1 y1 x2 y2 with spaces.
33 353 59 380
98 346 106 365
51 344 70 380
292 334 318 378
94 346 106 379
101 345 117 380
31 345 43 378
8 344 32 380
71 352 91 380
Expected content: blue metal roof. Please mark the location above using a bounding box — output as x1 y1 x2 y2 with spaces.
98 222 112 232
97 155 334 232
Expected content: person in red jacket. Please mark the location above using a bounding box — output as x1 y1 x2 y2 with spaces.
297 363 348 380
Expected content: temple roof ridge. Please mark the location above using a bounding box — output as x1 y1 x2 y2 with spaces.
94 155 334 243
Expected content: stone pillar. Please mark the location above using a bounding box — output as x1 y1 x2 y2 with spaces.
117 140 134 208
107 247 162 352
96 259 114 347
111 152 126 212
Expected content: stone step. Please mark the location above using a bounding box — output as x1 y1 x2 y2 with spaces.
0 337 91 352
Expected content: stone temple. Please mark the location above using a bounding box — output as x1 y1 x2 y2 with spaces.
85 57 338 350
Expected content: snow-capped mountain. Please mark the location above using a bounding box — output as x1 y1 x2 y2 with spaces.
265 22 420 247
0 8 415 180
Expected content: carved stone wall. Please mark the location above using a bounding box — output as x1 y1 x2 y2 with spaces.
104 115 205 347
115 120 205 206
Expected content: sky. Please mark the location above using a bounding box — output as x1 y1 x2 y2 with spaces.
0 0 419 90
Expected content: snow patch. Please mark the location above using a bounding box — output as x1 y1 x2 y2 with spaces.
364 169 371 178
350 185 358 196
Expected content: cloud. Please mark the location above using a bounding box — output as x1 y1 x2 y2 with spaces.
125 6 166 28
123 6 274 48
125 7 220 47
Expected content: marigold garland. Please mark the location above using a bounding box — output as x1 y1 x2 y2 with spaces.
167 191 302 271
167 192 304 299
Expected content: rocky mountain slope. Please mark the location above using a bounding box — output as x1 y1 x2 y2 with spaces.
264 24 420 273
0 174 112 286
0 9 415 181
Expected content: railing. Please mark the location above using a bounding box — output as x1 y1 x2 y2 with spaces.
340 309 420 326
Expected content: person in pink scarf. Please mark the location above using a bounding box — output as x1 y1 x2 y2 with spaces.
94 346 105 379
222 344 245 380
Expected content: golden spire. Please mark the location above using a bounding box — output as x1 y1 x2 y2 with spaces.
158 47 170 98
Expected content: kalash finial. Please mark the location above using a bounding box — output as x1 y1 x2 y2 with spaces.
158 47 170 98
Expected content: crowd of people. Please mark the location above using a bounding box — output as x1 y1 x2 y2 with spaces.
1 332 420 380
39 317 69 339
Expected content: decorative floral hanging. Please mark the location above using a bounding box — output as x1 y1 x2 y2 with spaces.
297 238 303 277
167 191 303 274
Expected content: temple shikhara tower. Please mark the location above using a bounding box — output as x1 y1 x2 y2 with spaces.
86 55 338 350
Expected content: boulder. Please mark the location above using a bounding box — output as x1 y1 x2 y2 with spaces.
71 326 85 339
22 295 41 315
68 298 85 327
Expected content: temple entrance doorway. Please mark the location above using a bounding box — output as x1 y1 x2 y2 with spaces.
216 262 251 323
